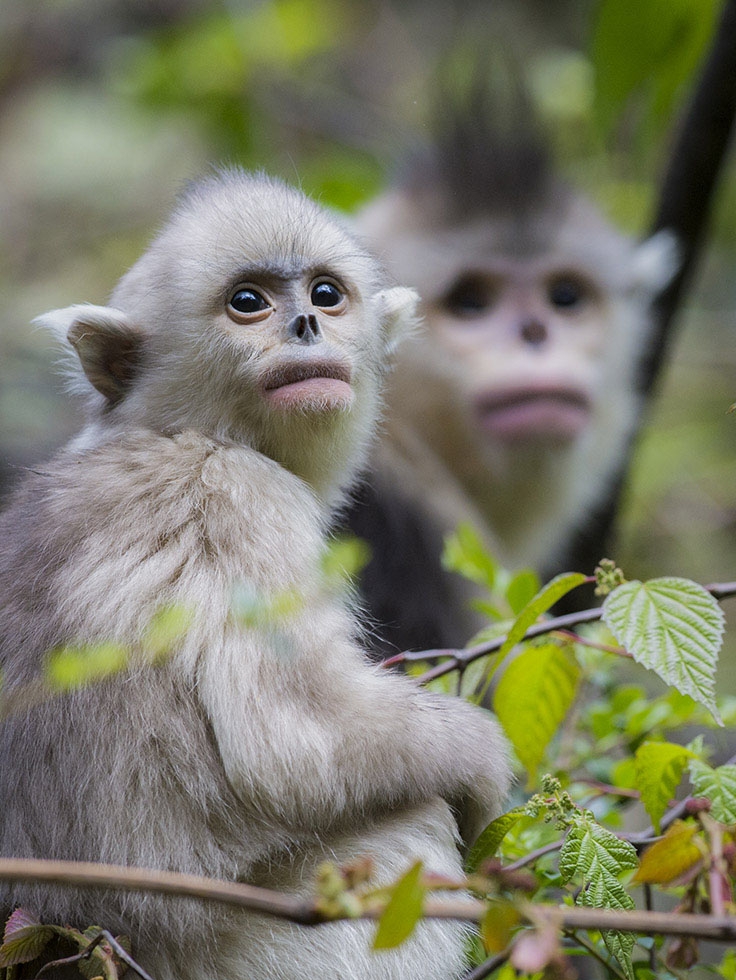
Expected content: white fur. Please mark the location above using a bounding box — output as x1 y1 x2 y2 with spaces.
0 171 510 979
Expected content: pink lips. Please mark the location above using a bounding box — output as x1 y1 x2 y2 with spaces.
261 361 353 411
474 387 591 442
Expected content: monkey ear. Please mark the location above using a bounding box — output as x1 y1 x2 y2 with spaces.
373 286 420 356
34 304 144 404
631 230 681 294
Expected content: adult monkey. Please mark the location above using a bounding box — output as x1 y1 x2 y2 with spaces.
347 7 736 656
0 171 509 980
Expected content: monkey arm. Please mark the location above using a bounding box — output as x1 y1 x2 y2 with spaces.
196 626 510 848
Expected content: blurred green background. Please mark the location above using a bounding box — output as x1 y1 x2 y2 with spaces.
1 0 735 660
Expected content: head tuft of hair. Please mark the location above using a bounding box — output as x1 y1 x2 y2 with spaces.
399 61 569 229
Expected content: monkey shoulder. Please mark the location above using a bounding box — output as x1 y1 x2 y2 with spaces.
0 428 332 659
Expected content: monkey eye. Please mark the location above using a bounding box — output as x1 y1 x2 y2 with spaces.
229 288 270 315
310 280 344 310
548 277 585 310
443 276 493 318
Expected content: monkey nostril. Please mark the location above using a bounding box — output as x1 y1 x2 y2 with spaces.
289 313 322 345
520 319 548 347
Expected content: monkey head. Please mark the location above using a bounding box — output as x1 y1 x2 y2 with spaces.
36 171 417 505
354 130 678 570
360 186 677 459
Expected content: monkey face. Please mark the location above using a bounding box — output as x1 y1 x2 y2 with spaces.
424 256 608 445
37 171 417 502
221 273 355 414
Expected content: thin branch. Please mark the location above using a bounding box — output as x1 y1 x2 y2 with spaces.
96 930 156 980
504 841 564 872
562 930 628 980
0 858 324 925
1 857 736 942
529 905 736 942
404 581 736 684
462 950 511 980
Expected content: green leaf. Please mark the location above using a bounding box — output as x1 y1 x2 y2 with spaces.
592 0 719 135
634 741 697 832
497 573 588 663
441 523 498 592
372 862 425 950
559 819 638 886
480 900 521 954
579 875 636 980
717 948 736 980
45 642 129 691
321 534 371 589
561 817 638 980
602 578 724 722
634 821 702 884
0 910 55 967
465 808 526 873
506 570 541 615
493 643 580 780
231 581 304 626
689 760 736 824
143 604 195 664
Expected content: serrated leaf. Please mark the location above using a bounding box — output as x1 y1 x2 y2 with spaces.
3 909 40 940
497 573 587 663
634 821 702 884
493 643 580 780
480 900 521 954
559 819 638 885
689 760 736 824
634 741 696 832
602 578 724 722
0 913 55 967
579 875 636 980
570 831 637 980
465 808 526 872
441 523 498 592
506 570 541 615
45 642 129 692
372 862 425 950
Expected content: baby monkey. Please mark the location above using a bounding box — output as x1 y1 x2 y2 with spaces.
0 171 509 980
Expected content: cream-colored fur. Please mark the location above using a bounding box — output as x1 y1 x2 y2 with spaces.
0 171 510 979
356 190 678 576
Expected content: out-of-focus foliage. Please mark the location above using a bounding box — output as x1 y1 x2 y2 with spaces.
0 0 735 644
592 0 722 137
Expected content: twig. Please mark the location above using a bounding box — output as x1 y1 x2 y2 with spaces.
562 930 628 980
504 841 563 872
98 930 156 980
404 581 736 684
576 778 640 800
462 950 510 980
1 857 736 942
35 932 105 977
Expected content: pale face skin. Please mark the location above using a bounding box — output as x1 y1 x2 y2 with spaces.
356 186 677 572
417 252 608 445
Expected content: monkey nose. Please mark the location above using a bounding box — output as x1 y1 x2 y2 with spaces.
520 319 548 347
288 313 322 345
